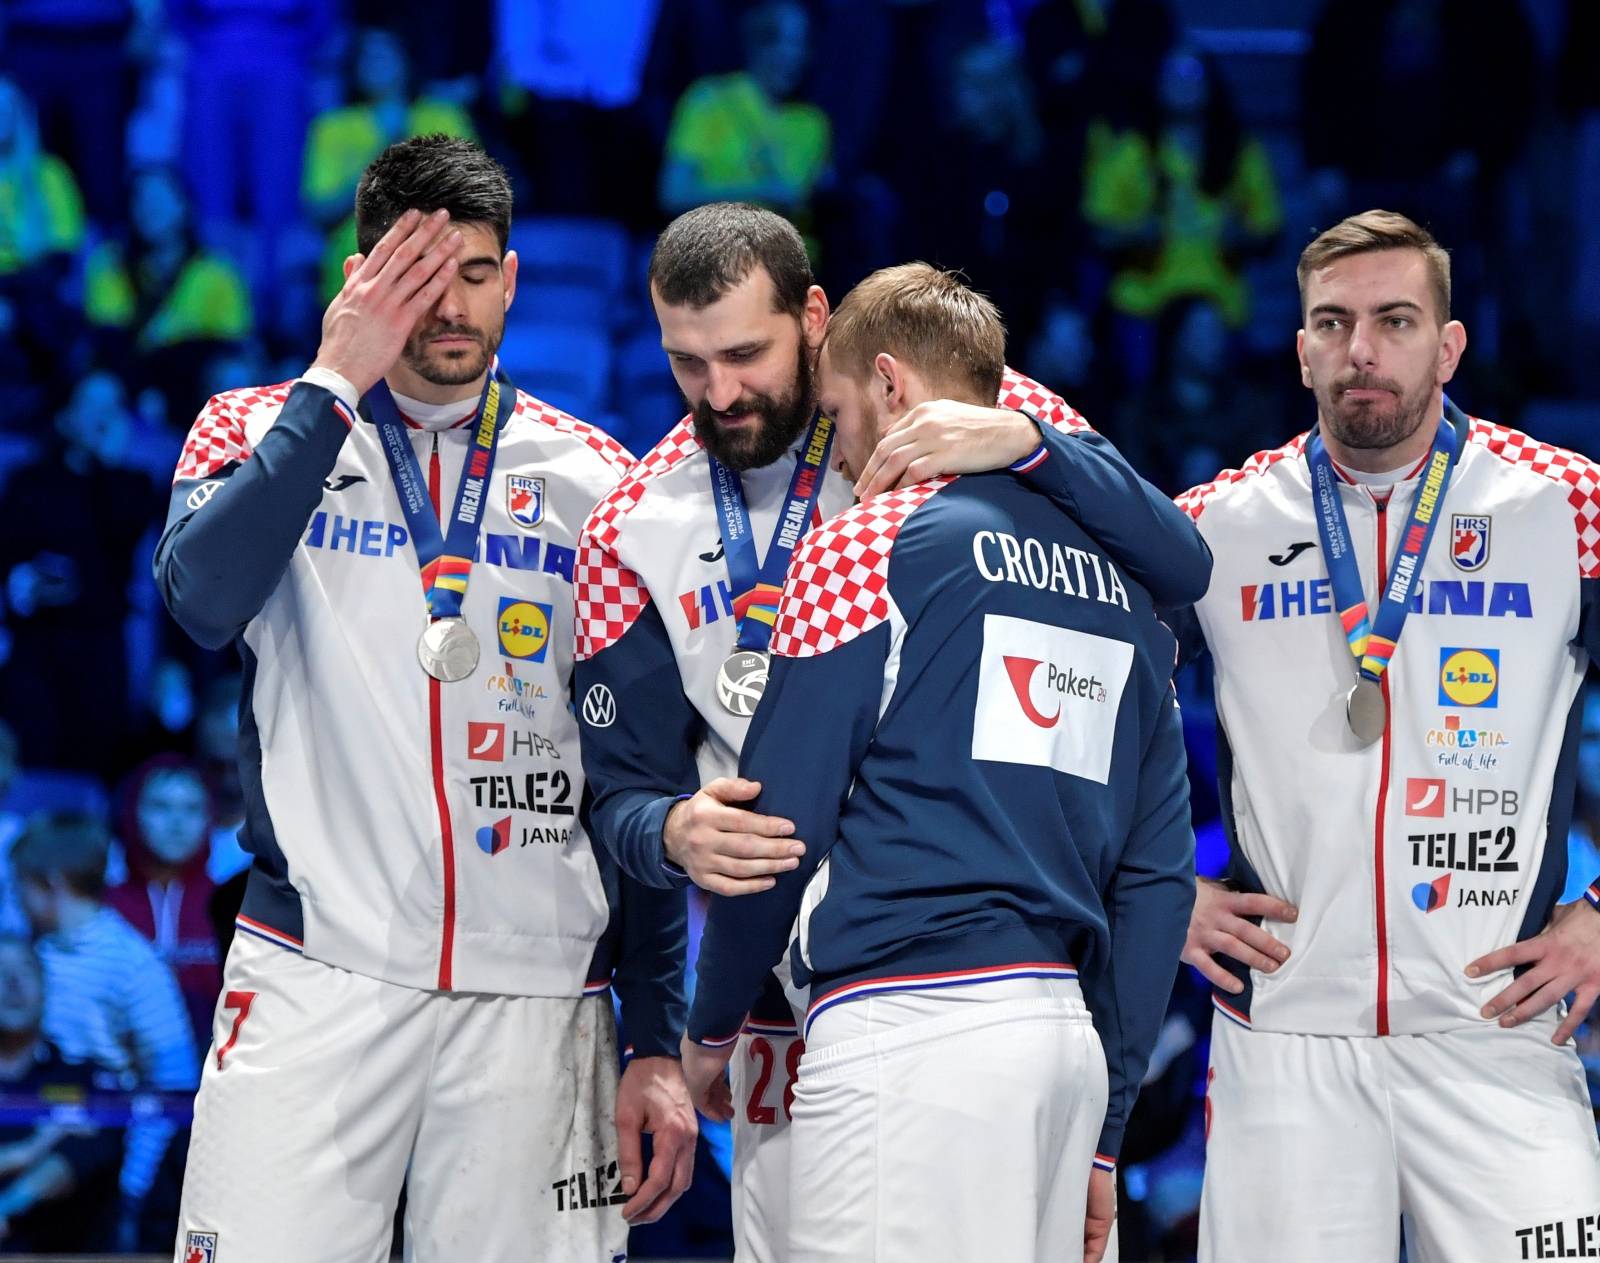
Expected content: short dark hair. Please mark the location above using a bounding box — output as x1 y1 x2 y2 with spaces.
648 202 812 317
12 811 109 899
354 134 513 257
1298 209 1451 324
825 263 1005 405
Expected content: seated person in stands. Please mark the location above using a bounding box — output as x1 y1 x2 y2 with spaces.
108 757 222 1054
11 812 196 1234
0 936 122 1251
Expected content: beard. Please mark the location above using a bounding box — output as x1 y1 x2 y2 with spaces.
401 316 503 387
691 340 816 471
1315 369 1436 452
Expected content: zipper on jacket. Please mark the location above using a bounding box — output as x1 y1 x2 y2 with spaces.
426 433 457 990
1372 492 1393 1036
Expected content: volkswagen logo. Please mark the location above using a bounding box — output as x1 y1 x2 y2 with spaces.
186 480 224 510
582 683 616 728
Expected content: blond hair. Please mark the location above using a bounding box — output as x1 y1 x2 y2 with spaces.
824 263 1005 404
1298 209 1451 323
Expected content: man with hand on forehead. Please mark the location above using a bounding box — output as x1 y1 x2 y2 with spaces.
574 202 1208 1260
156 134 693 1261
1170 209 1600 1261
679 262 1196 1263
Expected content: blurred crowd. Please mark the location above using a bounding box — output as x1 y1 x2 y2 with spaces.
0 0 1598 1256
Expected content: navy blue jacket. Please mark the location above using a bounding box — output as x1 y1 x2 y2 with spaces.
688 469 1198 1160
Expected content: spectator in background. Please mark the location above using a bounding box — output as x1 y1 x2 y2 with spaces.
0 78 86 279
0 725 29 944
194 674 249 890
11 813 196 1240
1083 45 1281 374
0 0 141 227
107 758 221 1054
169 0 336 323
0 76 87 429
84 167 253 418
0 937 123 1252
659 0 831 231
902 37 1050 339
303 29 476 300
0 375 160 777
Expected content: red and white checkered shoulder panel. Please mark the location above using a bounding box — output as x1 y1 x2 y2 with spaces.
512 390 635 479
173 381 294 481
1174 432 1310 522
1467 417 1600 579
997 365 1091 435
771 478 952 659
573 417 703 661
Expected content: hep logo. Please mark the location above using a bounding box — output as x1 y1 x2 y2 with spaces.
1411 873 1450 913
468 722 505 761
1405 778 1446 818
1003 657 1059 729
476 816 511 856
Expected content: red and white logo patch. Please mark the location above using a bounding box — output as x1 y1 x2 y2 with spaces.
973 615 1131 784
1450 514 1490 572
1405 777 1446 817
467 722 505 761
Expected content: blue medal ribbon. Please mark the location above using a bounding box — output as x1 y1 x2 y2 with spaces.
1305 409 1458 684
365 373 507 618
708 415 835 652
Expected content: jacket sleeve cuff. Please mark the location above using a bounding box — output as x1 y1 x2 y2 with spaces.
1584 881 1600 910
1094 1122 1124 1168
299 366 360 416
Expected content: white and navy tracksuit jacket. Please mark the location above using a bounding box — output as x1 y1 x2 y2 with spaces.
1175 401 1600 1038
683 464 1202 1166
571 369 1212 1032
154 374 685 1056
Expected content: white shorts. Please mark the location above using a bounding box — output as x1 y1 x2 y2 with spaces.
174 931 628 1263
729 1022 803 1262
786 977 1108 1263
1200 1014 1600 1263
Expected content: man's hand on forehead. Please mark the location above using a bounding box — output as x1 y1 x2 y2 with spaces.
311 208 462 396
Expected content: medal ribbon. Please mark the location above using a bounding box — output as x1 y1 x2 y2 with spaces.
708 414 834 653
366 373 506 619
1306 411 1458 685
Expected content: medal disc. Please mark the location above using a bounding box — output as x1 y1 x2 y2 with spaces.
1346 677 1387 745
418 617 480 682
715 650 770 717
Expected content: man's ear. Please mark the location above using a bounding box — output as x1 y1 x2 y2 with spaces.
501 249 519 312
802 284 830 351
873 352 907 409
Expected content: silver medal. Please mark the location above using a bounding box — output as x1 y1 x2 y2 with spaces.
715 650 770 717
418 617 480 683
1346 677 1387 745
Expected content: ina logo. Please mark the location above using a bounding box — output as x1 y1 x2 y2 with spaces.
498 597 552 662
1412 873 1450 913
1002 656 1060 728
476 816 511 856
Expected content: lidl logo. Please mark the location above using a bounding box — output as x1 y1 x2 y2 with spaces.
1412 873 1450 913
1438 647 1499 708
476 815 511 856
498 598 552 663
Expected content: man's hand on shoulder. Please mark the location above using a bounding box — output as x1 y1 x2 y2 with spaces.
1180 877 1297 992
1468 898 1600 1044
614 1055 697 1225
854 402 1039 499
310 208 462 397
663 777 803 896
